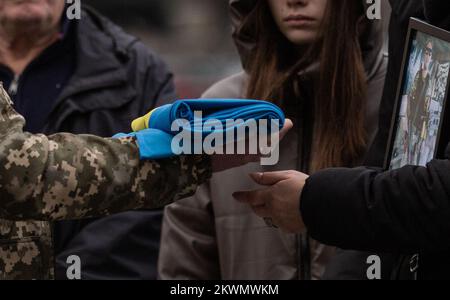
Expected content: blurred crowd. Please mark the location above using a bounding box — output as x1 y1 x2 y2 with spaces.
90 0 241 98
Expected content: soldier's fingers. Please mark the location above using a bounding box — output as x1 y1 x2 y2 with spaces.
279 119 293 141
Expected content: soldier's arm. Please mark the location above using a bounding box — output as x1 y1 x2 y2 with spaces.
0 85 211 221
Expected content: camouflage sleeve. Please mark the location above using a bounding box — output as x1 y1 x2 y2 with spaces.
0 84 212 221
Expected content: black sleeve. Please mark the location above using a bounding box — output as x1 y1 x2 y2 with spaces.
300 159 450 254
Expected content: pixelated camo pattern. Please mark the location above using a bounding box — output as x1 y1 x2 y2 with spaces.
0 84 211 279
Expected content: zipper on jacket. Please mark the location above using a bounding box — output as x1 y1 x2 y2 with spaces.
298 234 312 280
295 95 312 280
8 75 20 96
410 254 419 280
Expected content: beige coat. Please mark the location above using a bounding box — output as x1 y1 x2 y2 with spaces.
158 0 388 280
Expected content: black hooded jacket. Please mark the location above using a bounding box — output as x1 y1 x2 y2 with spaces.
47 7 176 280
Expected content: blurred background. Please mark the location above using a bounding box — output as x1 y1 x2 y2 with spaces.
88 0 242 99
87 0 392 99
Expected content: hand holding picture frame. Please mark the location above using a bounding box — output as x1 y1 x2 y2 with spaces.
385 18 450 170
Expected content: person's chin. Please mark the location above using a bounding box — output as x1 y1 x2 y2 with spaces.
287 34 316 46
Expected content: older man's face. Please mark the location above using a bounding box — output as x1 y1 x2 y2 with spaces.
0 0 65 31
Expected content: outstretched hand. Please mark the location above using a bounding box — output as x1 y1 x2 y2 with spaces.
210 119 293 173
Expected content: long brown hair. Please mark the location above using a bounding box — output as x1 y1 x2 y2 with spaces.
245 0 368 171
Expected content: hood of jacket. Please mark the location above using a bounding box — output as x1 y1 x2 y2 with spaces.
423 0 450 27
229 0 385 79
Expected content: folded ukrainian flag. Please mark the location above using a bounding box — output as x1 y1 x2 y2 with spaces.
115 99 285 159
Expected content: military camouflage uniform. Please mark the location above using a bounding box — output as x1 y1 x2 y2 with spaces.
0 84 212 279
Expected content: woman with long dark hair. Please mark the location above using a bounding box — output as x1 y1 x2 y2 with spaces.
158 0 388 280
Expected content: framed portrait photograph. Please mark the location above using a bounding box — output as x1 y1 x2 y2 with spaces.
385 18 450 170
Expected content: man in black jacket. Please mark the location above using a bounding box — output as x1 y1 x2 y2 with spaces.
0 1 175 279
234 146 450 280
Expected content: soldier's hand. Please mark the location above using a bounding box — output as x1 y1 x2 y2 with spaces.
210 119 293 173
